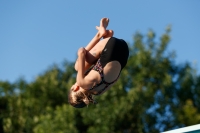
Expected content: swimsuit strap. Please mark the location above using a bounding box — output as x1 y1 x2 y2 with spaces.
84 65 93 76
90 59 119 95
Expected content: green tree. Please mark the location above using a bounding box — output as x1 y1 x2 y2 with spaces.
0 28 200 133
33 105 78 133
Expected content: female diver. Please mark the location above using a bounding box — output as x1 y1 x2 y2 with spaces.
68 18 129 108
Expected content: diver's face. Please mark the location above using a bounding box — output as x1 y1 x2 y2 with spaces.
71 83 79 92
71 83 86 93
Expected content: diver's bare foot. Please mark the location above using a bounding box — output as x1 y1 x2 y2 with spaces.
96 18 109 37
103 30 114 38
100 18 109 29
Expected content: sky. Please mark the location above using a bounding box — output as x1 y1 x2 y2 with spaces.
0 1 200 83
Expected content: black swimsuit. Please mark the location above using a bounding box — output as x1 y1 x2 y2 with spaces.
89 37 129 95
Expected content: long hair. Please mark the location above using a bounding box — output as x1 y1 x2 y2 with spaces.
68 88 97 108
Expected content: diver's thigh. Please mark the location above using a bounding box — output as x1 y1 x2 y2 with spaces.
86 37 110 64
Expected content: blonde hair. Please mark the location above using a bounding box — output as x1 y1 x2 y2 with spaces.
68 87 97 108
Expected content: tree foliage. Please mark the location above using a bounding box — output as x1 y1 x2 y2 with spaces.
0 28 200 133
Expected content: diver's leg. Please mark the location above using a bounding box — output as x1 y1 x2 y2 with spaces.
74 18 109 71
85 18 109 51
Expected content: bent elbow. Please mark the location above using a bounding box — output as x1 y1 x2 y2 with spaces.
74 62 78 71
74 66 78 71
